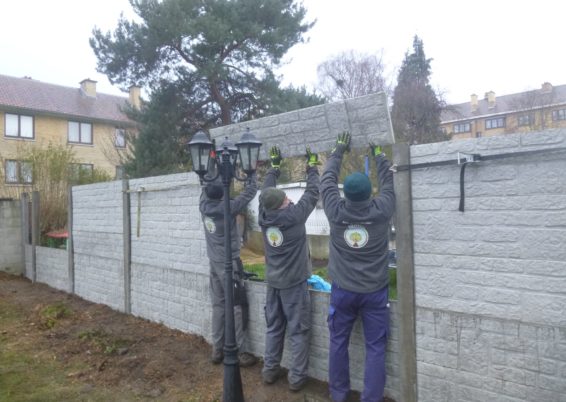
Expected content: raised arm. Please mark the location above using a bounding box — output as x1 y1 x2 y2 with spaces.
369 144 395 219
321 132 351 216
291 148 321 222
230 173 258 215
262 146 282 190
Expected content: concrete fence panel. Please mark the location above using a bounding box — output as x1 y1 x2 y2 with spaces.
410 129 566 401
0 199 23 274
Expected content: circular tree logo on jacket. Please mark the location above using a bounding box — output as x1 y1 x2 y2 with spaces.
266 227 284 247
344 225 369 248
204 217 216 234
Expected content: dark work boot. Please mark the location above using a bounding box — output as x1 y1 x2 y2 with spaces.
238 352 258 368
262 367 285 384
210 349 223 365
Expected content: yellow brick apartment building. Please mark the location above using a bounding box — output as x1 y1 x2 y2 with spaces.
0 74 139 198
441 82 566 140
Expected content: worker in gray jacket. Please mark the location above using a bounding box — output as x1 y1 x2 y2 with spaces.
200 174 258 368
259 146 321 392
321 132 395 402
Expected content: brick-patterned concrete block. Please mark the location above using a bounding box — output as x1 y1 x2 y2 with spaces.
0 200 23 274
36 246 69 291
210 92 394 159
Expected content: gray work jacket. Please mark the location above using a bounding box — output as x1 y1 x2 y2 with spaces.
320 152 395 293
259 166 320 289
200 177 257 263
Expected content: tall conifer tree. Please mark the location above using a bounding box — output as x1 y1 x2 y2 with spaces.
391 36 448 144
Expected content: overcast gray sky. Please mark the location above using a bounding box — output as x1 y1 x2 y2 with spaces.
1 0 564 104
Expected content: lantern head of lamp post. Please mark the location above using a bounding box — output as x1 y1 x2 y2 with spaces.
187 130 213 178
236 128 262 175
218 137 239 168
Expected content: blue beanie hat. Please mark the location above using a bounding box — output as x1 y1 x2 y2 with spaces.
344 172 372 201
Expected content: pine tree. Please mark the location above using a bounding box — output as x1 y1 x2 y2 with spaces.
91 0 324 177
391 36 448 144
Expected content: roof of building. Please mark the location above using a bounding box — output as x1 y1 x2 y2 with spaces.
0 74 132 124
441 83 566 123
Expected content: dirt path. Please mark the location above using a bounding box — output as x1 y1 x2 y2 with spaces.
0 272 389 401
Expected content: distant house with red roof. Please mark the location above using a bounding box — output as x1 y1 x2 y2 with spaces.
0 74 140 197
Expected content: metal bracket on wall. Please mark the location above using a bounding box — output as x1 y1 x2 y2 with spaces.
457 152 481 165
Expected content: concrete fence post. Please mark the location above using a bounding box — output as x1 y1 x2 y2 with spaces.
392 143 418 402
31 191 40 283
67 186 75 293
122 178 132 314
20 193 30 271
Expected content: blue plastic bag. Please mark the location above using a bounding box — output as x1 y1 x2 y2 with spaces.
307 274 331 292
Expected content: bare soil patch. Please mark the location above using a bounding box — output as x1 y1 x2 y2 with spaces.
0 271 393 401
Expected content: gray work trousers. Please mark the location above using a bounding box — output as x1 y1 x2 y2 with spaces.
262 281 311 386
209 259 246 353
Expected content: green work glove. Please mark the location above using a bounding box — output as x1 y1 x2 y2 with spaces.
305 147 321 167
269 146 282 169
369 143 383 157
333 131 351 154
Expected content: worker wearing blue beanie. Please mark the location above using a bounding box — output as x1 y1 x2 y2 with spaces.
321 132 395 402
343 172 372 201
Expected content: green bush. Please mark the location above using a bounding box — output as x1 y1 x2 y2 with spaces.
11 142 113 240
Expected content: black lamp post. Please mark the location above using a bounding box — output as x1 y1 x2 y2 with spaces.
188 128 261 402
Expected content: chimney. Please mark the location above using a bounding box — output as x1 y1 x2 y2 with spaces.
541 82 553 93
486 91 496 109
80 78 97 97
129 85 141 109
470 94 478 113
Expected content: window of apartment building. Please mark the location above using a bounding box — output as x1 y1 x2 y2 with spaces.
68 121 92 144
5 113 34 139
5 160 32 184
552 109 566 121
518 114 534 127
114 128 126 148
453 123 471 133
69 163 94 182
485 117 506 129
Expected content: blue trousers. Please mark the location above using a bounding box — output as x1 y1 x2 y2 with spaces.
328 284 389 402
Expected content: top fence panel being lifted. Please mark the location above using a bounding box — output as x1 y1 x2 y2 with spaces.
210 92 395 159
